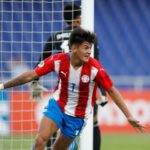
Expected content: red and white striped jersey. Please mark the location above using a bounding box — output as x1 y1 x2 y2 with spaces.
35 53 113 119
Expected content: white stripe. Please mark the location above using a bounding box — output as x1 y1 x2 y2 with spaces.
64 64 82 116
54 60 60 74
91 66 98 81
53 60 61 101
84 67 98 119
52 79 62 101
85 82 95 119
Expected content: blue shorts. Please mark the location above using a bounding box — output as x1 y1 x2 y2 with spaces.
43 99 84 138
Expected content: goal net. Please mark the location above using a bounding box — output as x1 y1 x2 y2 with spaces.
0 0 93 149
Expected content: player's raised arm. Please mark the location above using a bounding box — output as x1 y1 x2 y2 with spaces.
107 86 145 133
0 70 39 90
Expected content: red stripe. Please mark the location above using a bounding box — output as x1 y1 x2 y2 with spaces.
57 57 70 112
75 63 91 118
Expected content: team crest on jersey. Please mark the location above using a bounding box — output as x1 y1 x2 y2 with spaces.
38 61 44 67
81 75 90 83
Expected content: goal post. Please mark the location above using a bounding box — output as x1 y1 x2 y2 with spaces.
79 0 94 150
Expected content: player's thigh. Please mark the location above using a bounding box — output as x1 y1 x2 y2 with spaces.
53 132 74 150
36 116 58 141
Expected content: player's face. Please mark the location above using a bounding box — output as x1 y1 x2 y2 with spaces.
76 41 92 62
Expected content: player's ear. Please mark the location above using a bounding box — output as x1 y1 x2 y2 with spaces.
71 45 77 53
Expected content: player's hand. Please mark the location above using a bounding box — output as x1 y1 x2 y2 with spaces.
96 95 108 107
30 80 48 101
127 117 146 133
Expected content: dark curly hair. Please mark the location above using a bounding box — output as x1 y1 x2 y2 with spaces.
69 28 96 48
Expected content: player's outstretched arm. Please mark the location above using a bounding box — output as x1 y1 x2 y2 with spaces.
0 70 39 90
107 86 145 133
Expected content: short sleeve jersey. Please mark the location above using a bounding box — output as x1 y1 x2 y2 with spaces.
35 53 113 119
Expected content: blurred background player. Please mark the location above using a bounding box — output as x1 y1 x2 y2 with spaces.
30 3 108 150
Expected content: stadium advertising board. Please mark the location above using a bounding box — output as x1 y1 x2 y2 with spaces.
10 90 150 134
98 90 150 132
0 92 10 135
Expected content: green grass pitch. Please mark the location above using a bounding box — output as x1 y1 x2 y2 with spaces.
0 133 150 150
101 133 150 150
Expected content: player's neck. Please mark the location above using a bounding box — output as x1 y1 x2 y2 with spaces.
70 53 83 70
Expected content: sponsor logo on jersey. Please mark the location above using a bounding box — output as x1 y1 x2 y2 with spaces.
38 61 44 67
81 75 90 83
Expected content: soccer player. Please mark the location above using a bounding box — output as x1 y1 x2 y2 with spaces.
31 4 107 150
0 28 145 150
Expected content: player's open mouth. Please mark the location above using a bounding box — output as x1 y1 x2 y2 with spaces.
84 57 88 59
84 56 89 61
85 55 90 58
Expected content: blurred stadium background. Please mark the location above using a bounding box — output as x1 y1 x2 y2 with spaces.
0 0 150 150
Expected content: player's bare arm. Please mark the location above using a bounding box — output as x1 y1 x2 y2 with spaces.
3 70 38 89
107 86 145 133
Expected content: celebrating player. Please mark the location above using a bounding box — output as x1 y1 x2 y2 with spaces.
31 3 107 150
0 28 145 150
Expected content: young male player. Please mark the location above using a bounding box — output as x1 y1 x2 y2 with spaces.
0 28 145 150
31 3 107 150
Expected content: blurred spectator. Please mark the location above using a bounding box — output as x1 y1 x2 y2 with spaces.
8 57 30 90
10 58 29 77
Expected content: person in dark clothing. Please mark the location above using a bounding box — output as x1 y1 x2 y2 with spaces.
31 3 108 150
